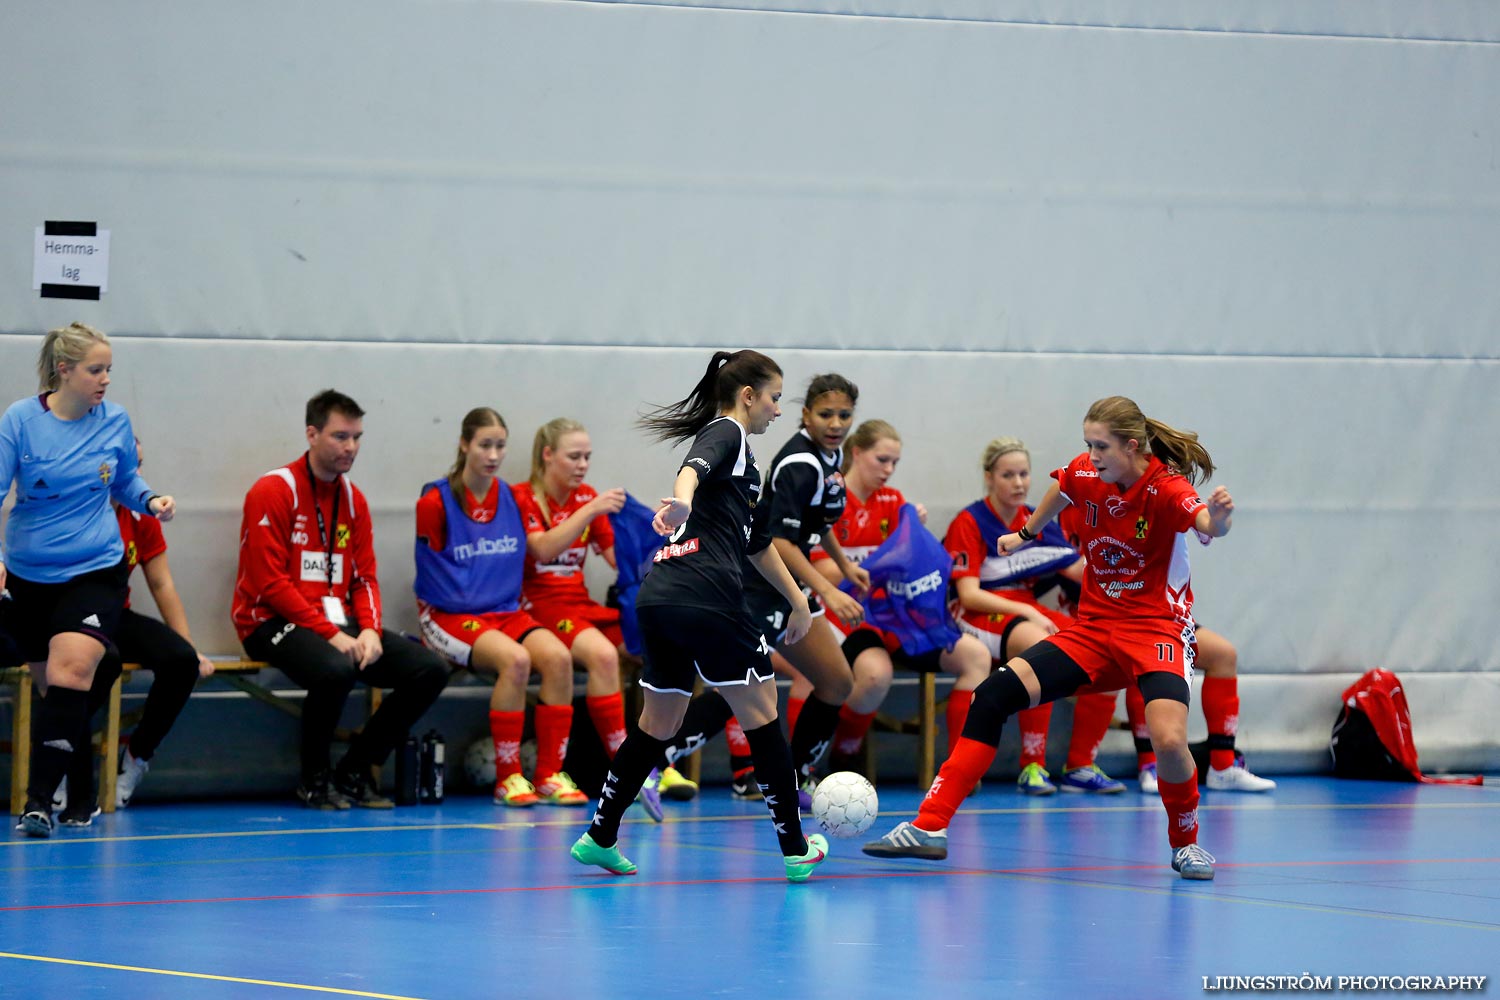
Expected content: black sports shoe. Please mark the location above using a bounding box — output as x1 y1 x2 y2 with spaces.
333 765 394 809
18 799 54 838
58 804 103 828
297 771 353 810
729 769 763 801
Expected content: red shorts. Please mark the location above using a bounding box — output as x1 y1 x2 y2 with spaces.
959 603 1072 660
417 604 544 667
524 600 624 650
1040 616 1197 692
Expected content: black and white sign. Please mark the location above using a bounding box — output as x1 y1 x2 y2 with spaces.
34 221 110 300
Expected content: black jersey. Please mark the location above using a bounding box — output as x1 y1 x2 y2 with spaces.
637 416 772 613
743 428 846 599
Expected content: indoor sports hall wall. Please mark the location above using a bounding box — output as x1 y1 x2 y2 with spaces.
3 1 1497 773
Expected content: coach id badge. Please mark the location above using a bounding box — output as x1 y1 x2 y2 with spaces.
322 596 349 626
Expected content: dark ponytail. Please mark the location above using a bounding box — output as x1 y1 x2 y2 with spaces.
639 350 783 445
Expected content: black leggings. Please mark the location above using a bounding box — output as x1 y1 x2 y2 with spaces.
106 610 202 760
244 620 450 781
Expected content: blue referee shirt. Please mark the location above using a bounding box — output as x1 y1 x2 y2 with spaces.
0 394 156 583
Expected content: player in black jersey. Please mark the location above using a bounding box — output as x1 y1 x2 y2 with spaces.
647 374 871 804
743 374 871 794
571 350 829 882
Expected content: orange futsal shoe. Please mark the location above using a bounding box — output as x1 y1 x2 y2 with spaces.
535 772 589 806
495 773 539 807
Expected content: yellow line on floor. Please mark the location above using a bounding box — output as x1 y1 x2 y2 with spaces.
0 951 426 998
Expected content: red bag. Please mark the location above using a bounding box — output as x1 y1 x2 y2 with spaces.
1330 669 1482 785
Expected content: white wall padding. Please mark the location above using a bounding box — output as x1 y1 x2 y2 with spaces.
593 1 1500 44
3 1 1498 358
3 336 1495 685
3 1 1496 771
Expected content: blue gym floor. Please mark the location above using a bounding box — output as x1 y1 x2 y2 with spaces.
3 777 1496 999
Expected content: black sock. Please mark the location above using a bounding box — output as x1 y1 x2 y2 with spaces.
589 731 669 849
28 687 89 807
63 731 96 812
657 693 733 769
789 696 841 779
743 721 808 856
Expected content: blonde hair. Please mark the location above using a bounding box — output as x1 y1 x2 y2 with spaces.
529 417 588 504
981 436 1029 474
841 419 900 475
447 407 507 515
38 322 109 391
1085 395 1215 485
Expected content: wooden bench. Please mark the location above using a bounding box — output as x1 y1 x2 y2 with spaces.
869 673 946 788
3 659 268 816
865 677 1130 788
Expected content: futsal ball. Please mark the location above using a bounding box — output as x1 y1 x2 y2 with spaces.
462 738 496 789
810 771 879 838
462 737 537 790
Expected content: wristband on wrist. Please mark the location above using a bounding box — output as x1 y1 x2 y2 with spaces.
1017 524 1036 542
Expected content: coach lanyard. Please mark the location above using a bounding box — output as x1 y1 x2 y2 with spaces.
305 455 341 594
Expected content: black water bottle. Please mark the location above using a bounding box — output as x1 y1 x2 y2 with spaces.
394 735 420 806
419 729 446 803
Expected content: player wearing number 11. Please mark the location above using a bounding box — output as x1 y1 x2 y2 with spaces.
865 396 1233 880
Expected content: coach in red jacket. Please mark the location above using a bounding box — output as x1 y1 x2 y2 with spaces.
233 389 449 809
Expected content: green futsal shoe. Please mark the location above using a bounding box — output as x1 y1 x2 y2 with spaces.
784 833 829 883
570 832 638 876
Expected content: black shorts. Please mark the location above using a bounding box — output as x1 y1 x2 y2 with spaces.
840 627 944 673
742 583 824 646
3 558 130 661
636 604 775 695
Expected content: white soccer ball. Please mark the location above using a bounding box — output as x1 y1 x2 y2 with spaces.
462 737 536 791
810 771 879 838
463 738 496 789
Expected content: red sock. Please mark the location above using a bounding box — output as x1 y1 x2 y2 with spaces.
727 718 754 773
489 709 525 780
726 717 752 756
1065 692 1118 770
1017 703 1053 767
533 702 573 780
786 696 806 739
915 737 997 831
944 689 973 757
833 705 876 756
1202 676 1240 771
1158 773 1201 849
1125 685 1156 769
586 693 628 758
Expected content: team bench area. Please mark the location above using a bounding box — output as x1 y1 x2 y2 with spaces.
2 662 956 815
2 660 281 816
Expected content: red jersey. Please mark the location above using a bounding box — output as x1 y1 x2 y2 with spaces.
814 485 905 637
1051 453 1205 624
812 485 905 566
232 455 382 641
944 499 1040 605
415 478 501 552
116 505 167 609
511 482 615 605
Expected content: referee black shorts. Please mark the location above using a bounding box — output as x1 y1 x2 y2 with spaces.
3 557 130 661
